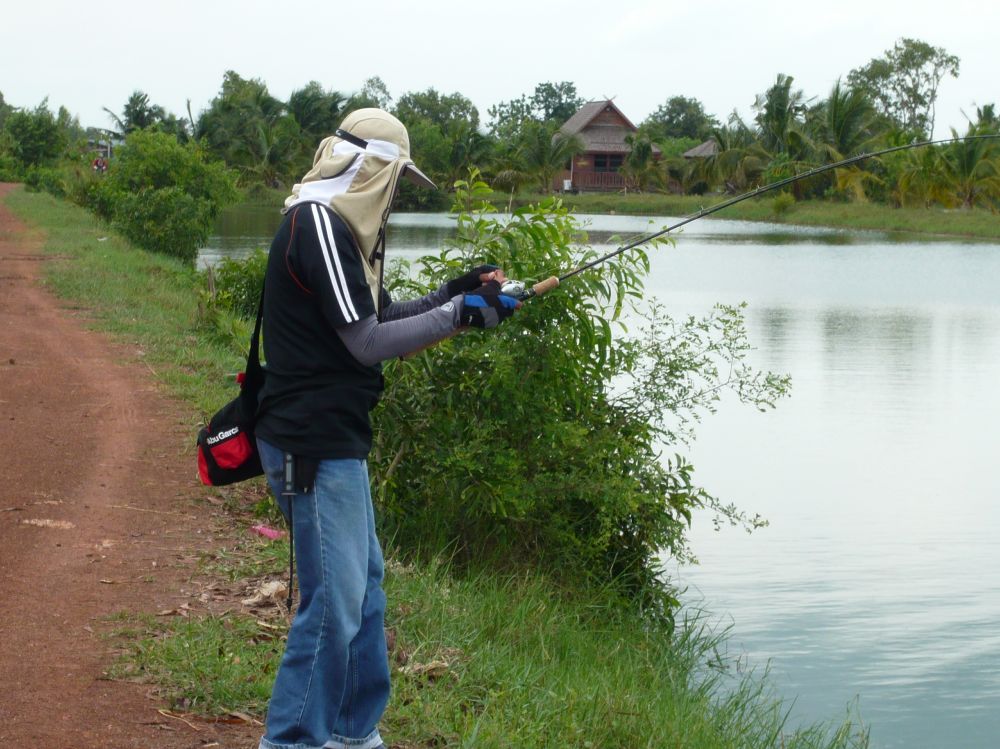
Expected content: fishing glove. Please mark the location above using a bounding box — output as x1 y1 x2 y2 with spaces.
460 281 519 329
445 264 500 297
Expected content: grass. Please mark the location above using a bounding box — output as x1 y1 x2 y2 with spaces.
107 556 867 749
4 186 869 748
510 191 1000 240
106 611 282 717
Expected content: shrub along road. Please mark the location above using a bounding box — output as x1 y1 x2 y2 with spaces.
0 183 258 748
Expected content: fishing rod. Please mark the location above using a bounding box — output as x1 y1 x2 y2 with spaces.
499 134 1000 301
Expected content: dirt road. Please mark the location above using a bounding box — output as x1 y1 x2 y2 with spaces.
0 184 258 748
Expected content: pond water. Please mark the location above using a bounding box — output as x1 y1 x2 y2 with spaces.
202 206 1000 748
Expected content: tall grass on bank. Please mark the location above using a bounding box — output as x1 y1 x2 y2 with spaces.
112 554 867 749
3 187 868 748
511 192 1000 240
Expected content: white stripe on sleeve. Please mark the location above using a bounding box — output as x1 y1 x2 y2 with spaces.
317 206 360 322
310 204 355 322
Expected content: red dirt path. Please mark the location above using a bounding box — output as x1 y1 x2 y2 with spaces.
0 184 259 748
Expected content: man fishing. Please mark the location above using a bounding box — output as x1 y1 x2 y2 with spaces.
253 108 520 749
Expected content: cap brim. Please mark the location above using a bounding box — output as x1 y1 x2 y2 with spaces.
403 162 436 190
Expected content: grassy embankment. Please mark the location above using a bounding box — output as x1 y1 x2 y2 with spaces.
4 186 868 748
243 184 1000 240
542 192 1000 240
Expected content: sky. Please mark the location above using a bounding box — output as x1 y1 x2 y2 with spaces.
2 0 997 140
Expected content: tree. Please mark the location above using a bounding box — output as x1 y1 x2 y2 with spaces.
344 76 393 113
621 132 659 192
196 71 300 186
938 125 1000 208
3 100 66 168
530 81 584 123
753 74 811 157
395 88 479 130
389 89 490 195
969 103 998 134
487 81 583 140
487 95 534 140
847 38 959 137
701 115 769 194
643 96 718 140
513 119 583 193
104 90 190 142
288 81 346 141
806 81 882 200
809 80 878 160
0 91 12 129
749 74 819 197
56 106 85 147
442 120 493 188
104 91 165 136
895 144 951 207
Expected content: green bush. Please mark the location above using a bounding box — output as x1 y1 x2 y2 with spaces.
23 166 60 196
91 130 238 263
772 191 797 216
370 173 788 617
21 158 103 203
207 248 268 319
111 187 213 263
0 151 21 182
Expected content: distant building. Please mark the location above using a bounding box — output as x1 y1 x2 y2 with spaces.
556 100 660 192
682 139 719 159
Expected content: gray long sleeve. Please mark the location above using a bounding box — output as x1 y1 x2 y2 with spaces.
379 284 451 321
336 296 463 366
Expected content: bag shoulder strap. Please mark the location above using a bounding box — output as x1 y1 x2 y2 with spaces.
241 284 265 397
247 284 264 374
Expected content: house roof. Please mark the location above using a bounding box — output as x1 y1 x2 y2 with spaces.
561 100 635 136
560 100 659 155
682 139 719 158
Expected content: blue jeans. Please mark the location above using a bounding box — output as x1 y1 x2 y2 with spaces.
257 438 389 749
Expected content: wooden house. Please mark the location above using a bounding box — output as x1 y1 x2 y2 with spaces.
556 100 659 192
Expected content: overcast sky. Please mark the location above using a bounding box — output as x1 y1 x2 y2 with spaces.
3 0 996 139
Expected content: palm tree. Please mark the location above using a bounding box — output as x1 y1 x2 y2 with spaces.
812 80 879 161
287 82 346 141
443 121 494 189
754 74 812 159
514 120 584 194
620 133 658 192
896 146 951 207
938 126 1000 208
103 90 166 136
701 117 769 193
807 81 882 200
232 115 303 188
196 72 298 184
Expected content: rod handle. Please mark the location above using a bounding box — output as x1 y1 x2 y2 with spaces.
531 276 560 297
